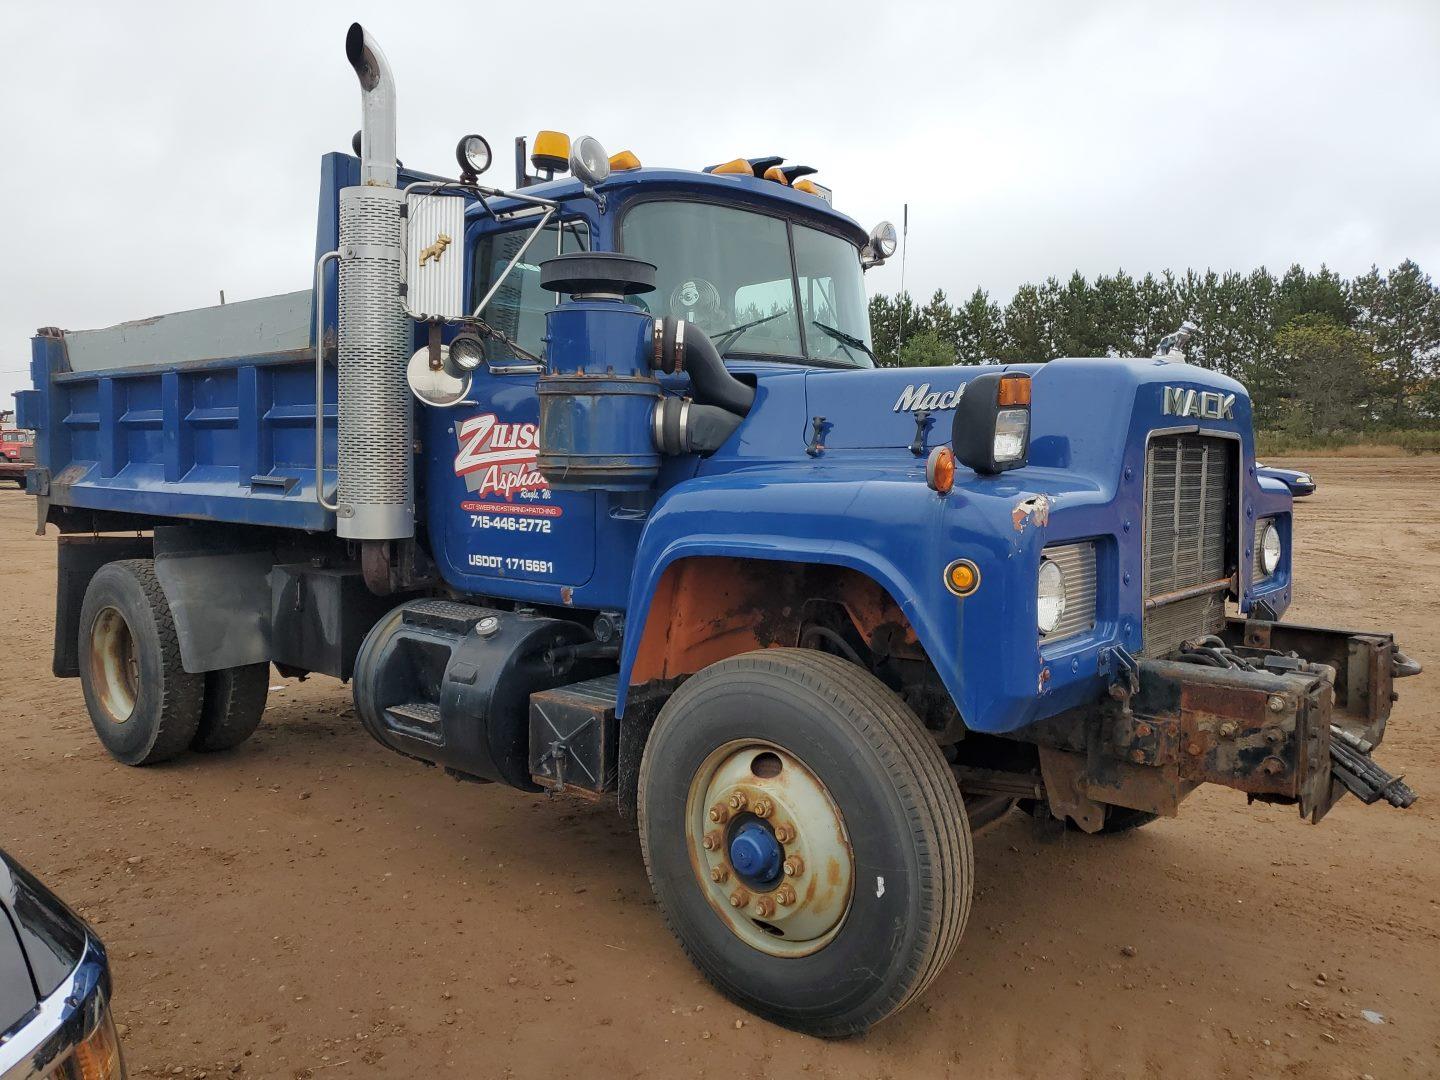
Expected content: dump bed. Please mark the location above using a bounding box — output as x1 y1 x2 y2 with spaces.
16 294 336 530
10 155 391 531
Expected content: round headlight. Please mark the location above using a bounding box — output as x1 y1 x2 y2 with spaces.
448 333 486 372
456 134 492 178
1037 559 1067 634
569 135 611 187
1259 521 1282 575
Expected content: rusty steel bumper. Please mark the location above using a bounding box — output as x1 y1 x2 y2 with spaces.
1039 619 1418 827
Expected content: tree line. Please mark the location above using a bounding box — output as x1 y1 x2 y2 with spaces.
867 261 1440 434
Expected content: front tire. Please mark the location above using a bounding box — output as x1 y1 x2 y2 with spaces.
638 649 972 1037
78 560 203 766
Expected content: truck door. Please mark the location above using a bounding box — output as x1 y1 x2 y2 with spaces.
422 216 599 594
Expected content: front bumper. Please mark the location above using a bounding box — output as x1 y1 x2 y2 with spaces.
1039 618 1418 827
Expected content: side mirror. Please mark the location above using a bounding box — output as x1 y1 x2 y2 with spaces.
952 372 1031 475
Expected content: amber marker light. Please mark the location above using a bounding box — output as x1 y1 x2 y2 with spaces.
944 559 981 598
997 373 1032 406
925 445 956 494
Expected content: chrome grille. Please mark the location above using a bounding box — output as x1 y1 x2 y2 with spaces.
1142 434 1235 657
1041 541 1097 642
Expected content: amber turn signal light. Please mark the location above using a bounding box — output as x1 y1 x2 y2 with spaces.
944 559 981 598
925 446 956 494
997 373 1031 406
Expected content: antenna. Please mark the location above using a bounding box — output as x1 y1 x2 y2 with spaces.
897 203 910 350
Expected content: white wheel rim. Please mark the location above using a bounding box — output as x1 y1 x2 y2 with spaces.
685 739 854 957
90 606 138 724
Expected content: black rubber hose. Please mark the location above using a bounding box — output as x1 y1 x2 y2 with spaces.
655 317 755 416
653 399 743 456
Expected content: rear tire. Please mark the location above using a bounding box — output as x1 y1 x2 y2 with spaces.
78 560 203 766
193 664 270 751
638 648 972 1037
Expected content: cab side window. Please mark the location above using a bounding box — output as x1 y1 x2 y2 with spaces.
472 220 590 361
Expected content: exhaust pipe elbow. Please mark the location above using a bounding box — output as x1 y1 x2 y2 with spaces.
345 23 397 188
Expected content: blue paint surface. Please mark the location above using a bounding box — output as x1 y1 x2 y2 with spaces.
20 154 1293 738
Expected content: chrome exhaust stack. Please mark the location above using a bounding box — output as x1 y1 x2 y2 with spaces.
331 22 412 540
344 23 398 188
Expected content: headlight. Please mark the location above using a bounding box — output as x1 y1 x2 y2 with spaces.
1037 558 1067 634
1258 521 1282 576
1295 473 1312 485
53 1006 125 1079
994 408 1029 464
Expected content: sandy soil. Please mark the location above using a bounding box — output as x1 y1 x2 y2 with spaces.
1 457 1437 1079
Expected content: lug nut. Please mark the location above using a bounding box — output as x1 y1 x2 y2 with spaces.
701 830 723 851
708 803 729 824
1264 728 1283 745
782 856 804 877
710 865 729 883
1218 721 1239 739
752 797 773 819
775 883 797 906
1128 749 1146 764
729 889 750 908
754 896 776 918
1268 695 1286 713
1261 756 1286 776
727 791 748 811
773 823 796 844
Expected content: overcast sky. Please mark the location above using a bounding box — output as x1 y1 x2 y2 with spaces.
3 0 1438 405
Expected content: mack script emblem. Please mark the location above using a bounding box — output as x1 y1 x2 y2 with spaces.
1162 386 1235 421
893 383 965 412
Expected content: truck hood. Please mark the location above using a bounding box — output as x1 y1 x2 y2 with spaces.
800 357 1250 465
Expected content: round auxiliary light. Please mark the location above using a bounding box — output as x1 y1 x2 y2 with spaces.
926 445 956 494
1259 521 1282 575
456 134 492 178
944 559 981 598
569 135 611 187
1037 558 1068 634
870 220 898 259
448 333 486 372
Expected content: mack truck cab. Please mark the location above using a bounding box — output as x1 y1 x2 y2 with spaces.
15 24 1420 1037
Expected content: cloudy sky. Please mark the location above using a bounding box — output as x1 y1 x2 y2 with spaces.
2 0 1438 405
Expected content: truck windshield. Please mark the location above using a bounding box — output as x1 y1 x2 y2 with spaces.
621 201 874 367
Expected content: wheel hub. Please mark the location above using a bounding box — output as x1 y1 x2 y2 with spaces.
89 606 138 724
686 740 854 958
728 821 783 888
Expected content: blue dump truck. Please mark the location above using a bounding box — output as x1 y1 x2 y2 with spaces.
14 24 1421 1037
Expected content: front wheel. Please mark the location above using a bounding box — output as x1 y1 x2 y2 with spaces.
638 649 972 1037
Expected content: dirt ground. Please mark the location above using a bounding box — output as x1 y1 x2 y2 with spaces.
2 456 1437 1080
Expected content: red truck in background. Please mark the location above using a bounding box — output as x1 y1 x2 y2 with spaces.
1 410 35 486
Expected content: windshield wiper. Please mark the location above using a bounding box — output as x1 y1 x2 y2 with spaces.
713 310 789 352
811 320 875 364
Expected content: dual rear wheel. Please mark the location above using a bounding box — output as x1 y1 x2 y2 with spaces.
78 560 268 765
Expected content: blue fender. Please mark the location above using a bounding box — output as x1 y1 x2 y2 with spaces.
615 457 1081 734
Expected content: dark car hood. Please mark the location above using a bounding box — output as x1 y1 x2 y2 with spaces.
0 904 38 1038
0 849 86 1001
